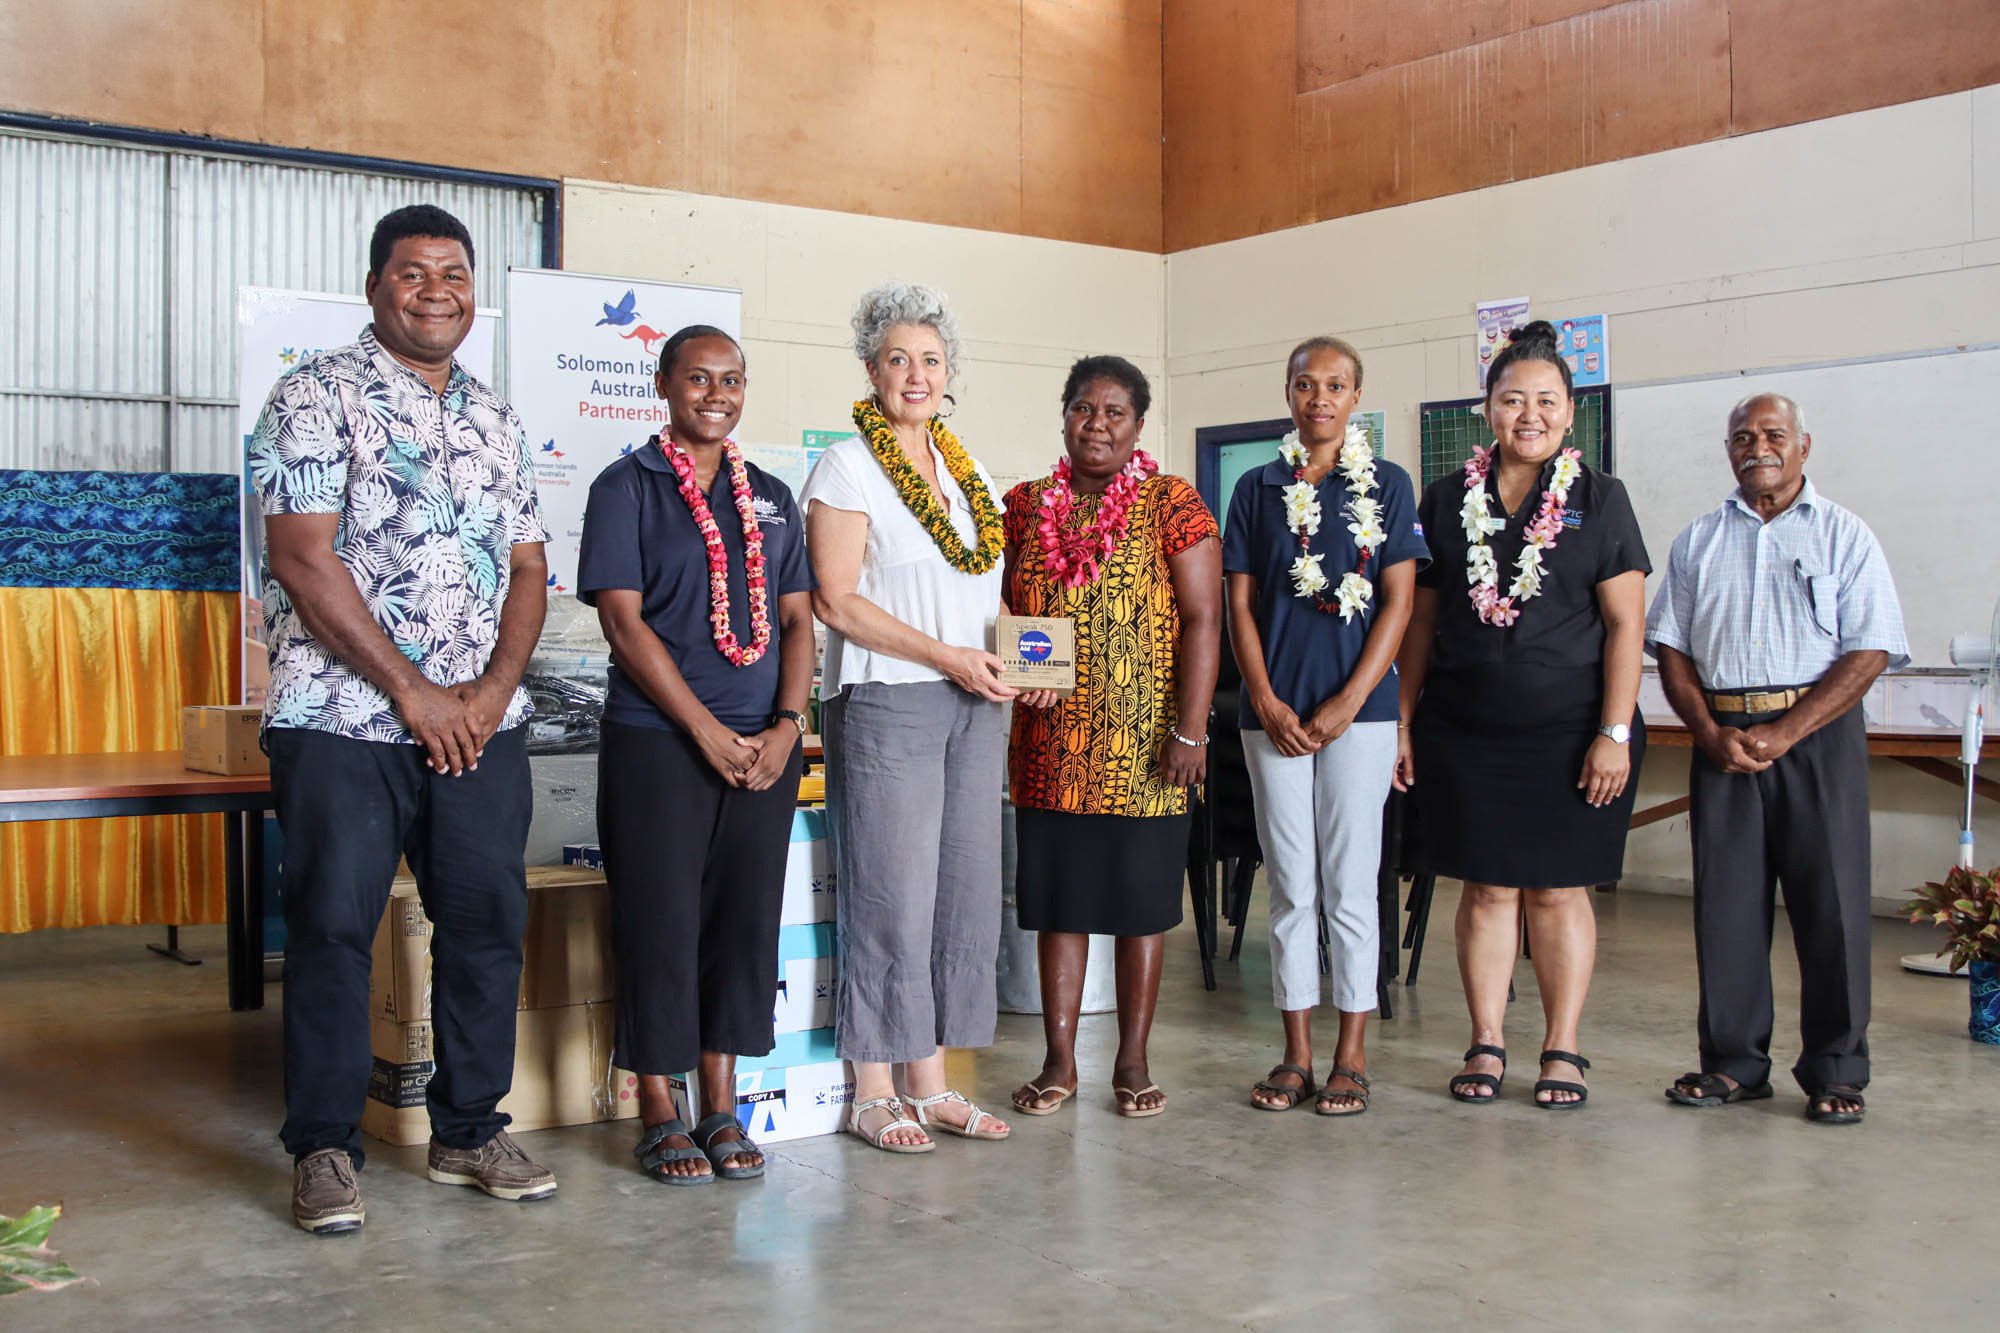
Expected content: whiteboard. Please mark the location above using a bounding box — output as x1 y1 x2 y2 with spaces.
1613 346 2000 667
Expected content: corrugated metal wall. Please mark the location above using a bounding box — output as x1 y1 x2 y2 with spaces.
0 130 543 475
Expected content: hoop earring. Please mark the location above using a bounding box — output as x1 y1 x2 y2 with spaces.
867 392 886 414
937 393 957 420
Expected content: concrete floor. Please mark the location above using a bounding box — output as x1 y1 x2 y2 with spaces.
2 883 1994 1331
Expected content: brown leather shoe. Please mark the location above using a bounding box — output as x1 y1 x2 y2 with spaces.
292 1147 365 1235
426 1130 557 1201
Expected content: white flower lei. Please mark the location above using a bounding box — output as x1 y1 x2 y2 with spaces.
1278 422 1381 622
1460 444 1583 627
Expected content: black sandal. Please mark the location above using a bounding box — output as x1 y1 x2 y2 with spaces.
1805 1085 1866 1125
1450 1044 1507 1103
634 1119 713 1185
1665 1072 1774 1108
1252 1062 1316 1111
692 1111 766 1179
1534 1050 1590 1109
1314 1067 1370 1117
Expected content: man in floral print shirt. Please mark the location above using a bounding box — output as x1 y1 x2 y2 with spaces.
249 205 555 1234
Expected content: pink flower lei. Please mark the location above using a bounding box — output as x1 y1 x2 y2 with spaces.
1460 443 1582 628
661 435 771 667
1036 447 1159 588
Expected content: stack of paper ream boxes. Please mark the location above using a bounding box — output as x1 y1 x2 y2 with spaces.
564 805 848 1144
361 865 640 1145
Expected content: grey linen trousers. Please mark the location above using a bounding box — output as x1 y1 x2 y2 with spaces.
823 680 1006 1064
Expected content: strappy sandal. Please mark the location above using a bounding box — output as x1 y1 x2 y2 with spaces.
1314 1067 1370 1117
1113 1084 1166 1119
691 1111 765 1179
634 1119 713 1185
1450 1044 1507 1103
848 1095 935 1153
1011 1081 1077 1116
902 1090 1009 1140
1805 1085 1866 1125
1665 1072 1774 1108
1252 1062 1316 1111
1534 1049 1591 1109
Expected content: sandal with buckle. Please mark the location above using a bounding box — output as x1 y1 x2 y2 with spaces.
848 1095 935 1153
1252 1062 1316 1111
1450 1045 1507 1103
1315 1067 1371 1117
1805 1085 1866 1125
634 1119 713 1185
902 1090 1009 1140
1534 1050 1591 1109
691 1111 765 1179
1665 1072 1774 1108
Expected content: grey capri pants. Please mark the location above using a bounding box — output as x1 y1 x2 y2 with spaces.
823 680 1005 1064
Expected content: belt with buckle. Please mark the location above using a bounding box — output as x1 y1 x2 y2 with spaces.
1705 686 1810 715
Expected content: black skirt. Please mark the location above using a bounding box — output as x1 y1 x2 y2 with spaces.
1014 807 1189 936
1410 665 1646 889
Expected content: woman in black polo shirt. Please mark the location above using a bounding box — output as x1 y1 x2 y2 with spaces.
578 325 816 1182
1394 320 1649 1110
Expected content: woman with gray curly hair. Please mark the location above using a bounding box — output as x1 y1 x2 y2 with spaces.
802 281 1016 1153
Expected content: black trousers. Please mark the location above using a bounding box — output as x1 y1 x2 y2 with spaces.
1689 704 1871 1092
597 721 801 1076
269 725 532 1166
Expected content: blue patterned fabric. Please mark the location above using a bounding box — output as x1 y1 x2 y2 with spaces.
0 469 239 592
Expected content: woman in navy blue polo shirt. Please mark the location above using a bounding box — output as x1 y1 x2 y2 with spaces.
1223 336 1428 1117
577 325 817 1183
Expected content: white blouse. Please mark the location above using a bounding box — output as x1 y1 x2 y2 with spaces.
800 434 1005 695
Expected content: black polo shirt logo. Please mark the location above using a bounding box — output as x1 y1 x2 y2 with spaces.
753 495 786 526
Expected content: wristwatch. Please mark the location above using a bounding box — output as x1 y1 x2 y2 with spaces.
1596 722 1631 744
771 709 808 737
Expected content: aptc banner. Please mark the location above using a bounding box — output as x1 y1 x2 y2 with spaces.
504 268 742 592
234 287 497 705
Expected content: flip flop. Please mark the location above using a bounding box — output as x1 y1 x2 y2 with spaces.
1011 1081 1077 1116
1664 1072 1775 1107
1113 1084 1166 1118
1252 1062 1316 1111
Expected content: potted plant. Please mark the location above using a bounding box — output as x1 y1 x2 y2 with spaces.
1905 865 2000 1043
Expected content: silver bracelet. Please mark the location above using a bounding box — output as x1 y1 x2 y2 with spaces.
1170 728 1209 748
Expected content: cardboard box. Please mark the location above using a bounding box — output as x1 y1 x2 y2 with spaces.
361 1002 639 1146
671 1058 852 1146
182 705 268 775
369 866 612 1021
370 884 432 1022
774 955 835 1035
561 843 605 872
779 809 836 925
517 867 614 1010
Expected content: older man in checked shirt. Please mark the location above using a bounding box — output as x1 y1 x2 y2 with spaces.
1645 392 1908 1126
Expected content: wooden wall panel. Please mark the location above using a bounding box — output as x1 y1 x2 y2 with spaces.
0 0 1165 251
1296 0 1623 93
1021 0 1166 248
1172 0 1990 250
1162 1 1300 252
1730 0 2000 135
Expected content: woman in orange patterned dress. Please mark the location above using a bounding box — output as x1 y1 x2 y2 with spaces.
1003 355 1221 1119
